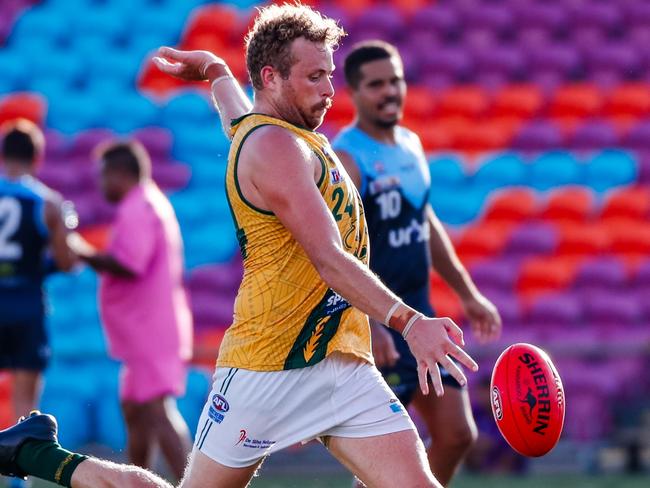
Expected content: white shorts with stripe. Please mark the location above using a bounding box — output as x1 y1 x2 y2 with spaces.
194 352 415 468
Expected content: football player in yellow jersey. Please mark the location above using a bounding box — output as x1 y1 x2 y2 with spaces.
0 4 477 488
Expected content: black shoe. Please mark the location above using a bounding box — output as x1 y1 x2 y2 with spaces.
0 411 58 479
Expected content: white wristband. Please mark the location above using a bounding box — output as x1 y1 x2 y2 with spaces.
384 301 401 326
210 74 235 90
402 312 423 339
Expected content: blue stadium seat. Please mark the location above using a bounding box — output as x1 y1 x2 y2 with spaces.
472 152 528 191
184 222 238 267
585 149 638 192
185 156 229 189
101 94 161 134
173 125 230 160
178 368 211 435
428 153 466 190
10 8 68 46
47 93 105 133
429 187 487 225
162 91 214 128
529 151 584 191
0 52 27 91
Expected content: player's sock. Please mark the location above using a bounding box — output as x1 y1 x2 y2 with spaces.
15 440 88 487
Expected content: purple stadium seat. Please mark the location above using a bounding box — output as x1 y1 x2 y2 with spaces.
527 44 581 79
583 43 643 80
471 45 527 81
505 222 558 257
188 262 242 295
420 47 474 86
133 127 173 160
511 120 564 152
622 120 650 151
637 151 650 184
473 289 522 328
43 129 69 161
463 4 514 37
623 1 650 28
410 5 460 40
351 5 404 39
151 164 190 191
517 26 555 50
571 26 608 54
582 290 642 326
469 258 521 291
526 292 583 328
573 257 628 292
513 2 569 35
70 129 116 158
190 292 235 329
570 1 624 34
634 258 650 288
568 119 619 151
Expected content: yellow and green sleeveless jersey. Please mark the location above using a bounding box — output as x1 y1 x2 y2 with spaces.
217 113 372 371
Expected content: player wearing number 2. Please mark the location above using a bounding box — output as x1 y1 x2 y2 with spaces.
0 119 75 422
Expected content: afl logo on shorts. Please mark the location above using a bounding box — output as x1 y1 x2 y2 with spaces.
492 386 503 421
212 394 230 413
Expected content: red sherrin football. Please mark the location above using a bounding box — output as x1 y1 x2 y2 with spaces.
490 343 565 457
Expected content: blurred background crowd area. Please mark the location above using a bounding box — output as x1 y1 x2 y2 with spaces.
1 0 650 480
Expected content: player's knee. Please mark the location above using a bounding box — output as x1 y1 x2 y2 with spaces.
436 423 478 453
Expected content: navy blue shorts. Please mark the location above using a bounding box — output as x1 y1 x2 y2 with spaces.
379 295 464 406
0 291 50 371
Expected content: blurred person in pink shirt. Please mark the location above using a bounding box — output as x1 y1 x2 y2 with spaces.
67 140 192 480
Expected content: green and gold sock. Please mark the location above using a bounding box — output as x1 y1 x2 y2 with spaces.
15 440 88 487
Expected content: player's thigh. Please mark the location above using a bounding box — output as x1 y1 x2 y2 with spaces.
327 430 442 488
411 385 477 444
179 449 260 488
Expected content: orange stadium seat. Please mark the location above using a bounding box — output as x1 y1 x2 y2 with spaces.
454 221 515 263
548 84 604 127
453 117 517 152
600 186 650 222
181 33 228 54
0 92 47 127
436 86 490 119
429 273 464 321
555 222 611 257
490 84 545 120
539 186 596 223
333 0 373 18
482 188 539 223
517 255 583 300
193 328 226 369
392 0 429 16
327 90 356 128
138 61 185 97
416 116 470 152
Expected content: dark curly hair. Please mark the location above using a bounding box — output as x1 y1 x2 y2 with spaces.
245 3 345 90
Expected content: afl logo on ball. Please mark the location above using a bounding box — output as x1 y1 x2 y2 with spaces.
212 394 230 413
492 386 503 421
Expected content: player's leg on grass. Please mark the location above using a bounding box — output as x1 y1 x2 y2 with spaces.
411 386 478 486
327 430 443 488
12 370 42 420
178 449 262 488
122 397 191 480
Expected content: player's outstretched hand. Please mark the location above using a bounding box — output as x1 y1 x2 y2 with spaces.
404 316 478 397
462 293 502 344
152 46 227 81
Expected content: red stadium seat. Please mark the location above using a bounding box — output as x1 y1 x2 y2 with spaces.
490 84 545 120
436 86 490 119
605 218 650 259
415 116 470 152
429 273 464 322
138 61 186 97
326 90 356 128
453 117 517 152
603 83 650 121
548 84 604 127
402 86 436 122
555 222 611 257
517 256 583 300
454 221 515 263
193 328 226 368
0 93 47 127
482 188 539 223
183 4 241 45
539 186 596 223
600 186 650 222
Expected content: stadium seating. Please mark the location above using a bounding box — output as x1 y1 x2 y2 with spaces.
1 0 649 456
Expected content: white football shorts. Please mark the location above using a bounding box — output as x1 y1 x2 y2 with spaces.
194 352 415 467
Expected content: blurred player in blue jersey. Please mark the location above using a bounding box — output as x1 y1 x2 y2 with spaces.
0 119 75 418
332 41 502 487
0 119 76 488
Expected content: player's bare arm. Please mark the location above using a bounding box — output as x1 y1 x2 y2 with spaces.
44 194 76 271
152 47 252 134
240 126 478 396
426 205 502 343
66 233 135 278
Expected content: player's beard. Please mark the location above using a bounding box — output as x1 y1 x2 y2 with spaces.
374 96 402 129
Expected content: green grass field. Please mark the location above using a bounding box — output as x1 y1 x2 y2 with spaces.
4 473 646 488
